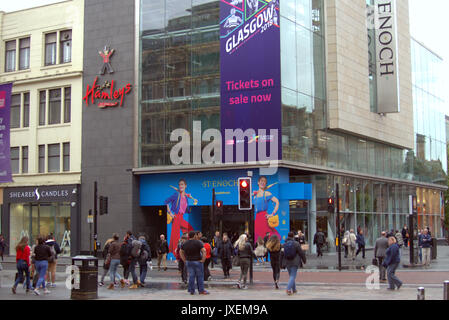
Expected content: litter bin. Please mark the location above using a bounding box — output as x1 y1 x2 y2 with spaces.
431 238 437 260
71 256 98 300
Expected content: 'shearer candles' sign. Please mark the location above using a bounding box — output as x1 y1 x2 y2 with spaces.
374 0 400 113
220 0 282 163
0 83 13 183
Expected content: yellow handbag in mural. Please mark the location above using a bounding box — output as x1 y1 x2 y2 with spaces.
167 213 173 224
268 215 279 228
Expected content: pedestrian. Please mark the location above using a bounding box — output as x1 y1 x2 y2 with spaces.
201 237 212 281
180 231 209 295
418 229 423 262
99 236 115 287
33 236 52 295
395 230 404 249
297 231 306 246
374 231 389 282
313 228 326 257
45 233 61 288
356 229 366 259
11 236 32 294
157 234 169 271
345 229 357 260
281 232 306 295
383 236 403 291
127 231 142 289
254 236 266 264
401 225 409 248
107 233 125 290
421 229 432 267
138 235 151 286
0 234 7 261
119 235 132 286
218 234 233 279
341 230 349 258
235 234 253 290
176 234 188 284
212 231 221 267
266 234 281 289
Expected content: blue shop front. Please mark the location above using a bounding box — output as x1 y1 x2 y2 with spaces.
140 168 312 260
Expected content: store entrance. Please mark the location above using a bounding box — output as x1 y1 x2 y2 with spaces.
215 205 251 244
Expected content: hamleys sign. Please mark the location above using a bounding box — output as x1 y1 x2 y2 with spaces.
83 46 133 108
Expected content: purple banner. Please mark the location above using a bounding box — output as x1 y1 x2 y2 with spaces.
220 0 281 163
0 83 13 183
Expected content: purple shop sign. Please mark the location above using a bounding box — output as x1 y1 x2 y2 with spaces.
0 83 13 183
220 0 281 163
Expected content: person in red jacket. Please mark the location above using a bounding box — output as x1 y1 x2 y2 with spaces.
201 237 212 281
12 236 31 294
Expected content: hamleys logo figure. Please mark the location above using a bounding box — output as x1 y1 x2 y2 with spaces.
99 46 115 75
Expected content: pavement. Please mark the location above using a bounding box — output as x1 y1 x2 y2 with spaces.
1 244 448 300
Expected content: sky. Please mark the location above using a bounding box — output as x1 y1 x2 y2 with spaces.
1 0 448 100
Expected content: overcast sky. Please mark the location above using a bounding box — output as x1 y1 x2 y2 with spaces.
1 0 448 100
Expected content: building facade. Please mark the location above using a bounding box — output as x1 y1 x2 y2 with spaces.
0 0 84 255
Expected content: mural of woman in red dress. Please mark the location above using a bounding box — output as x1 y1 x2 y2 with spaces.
253 176 280 243
165 179 198 254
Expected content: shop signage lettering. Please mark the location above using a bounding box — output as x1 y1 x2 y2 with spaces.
83 76 132 108
7 186 77 202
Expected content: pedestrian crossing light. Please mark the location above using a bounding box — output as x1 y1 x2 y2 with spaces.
215 200 223 215
327 197 334 214
238 177 252 210
99 196 108 215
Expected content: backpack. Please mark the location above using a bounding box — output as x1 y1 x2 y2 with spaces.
138 249 149 265
48 245 56 263
284 240 296 260
102 242 110 259
131 240 142 258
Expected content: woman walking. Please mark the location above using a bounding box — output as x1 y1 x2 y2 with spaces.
218 234 233 279
33 236 52 295
266 235 281 289
235 234 253 290
12 236 32 294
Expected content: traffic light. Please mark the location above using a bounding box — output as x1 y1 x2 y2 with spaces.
99 196 108 215
215 200 223 215
238 177 252 210
327 197 334 214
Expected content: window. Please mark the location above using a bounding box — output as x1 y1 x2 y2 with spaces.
64 87 71 123
45 33 57 66
49 89 61 125
11 147 20 174
39 145 45 173
39 91 46 126
48 144 60 172
60 30 72 63
19 38 30 70
23 93 30 128
63 142 70 172
22 146 28 174
5 40 16 72
10 94 21 129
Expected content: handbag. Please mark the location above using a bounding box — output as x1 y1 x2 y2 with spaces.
301 244 309 251
232 255 240 267
268 215 279 228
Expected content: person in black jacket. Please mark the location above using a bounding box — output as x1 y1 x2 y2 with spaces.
356 229 366 259
138 236 151 286
157 234 169 271
235 234 254 289
282 232 306 295
266 234 282 289
218 234 233 279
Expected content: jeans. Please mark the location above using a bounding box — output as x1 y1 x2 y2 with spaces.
286 265 298 292
179 260 187 282
356 245 365 258
14 260 31 289
239 258 251 285
139 264 148 283
186 261 205 294
109 259 121 284
128 258 138 284
387 262 402 289
35 260 48 289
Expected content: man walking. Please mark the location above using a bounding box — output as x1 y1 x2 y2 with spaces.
157 234 169 271
374 231 389 282
180 231 209 295
356 229 366 259
421 229 432 267
383 236 403 291
313 229 326 257
282 232 306 295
